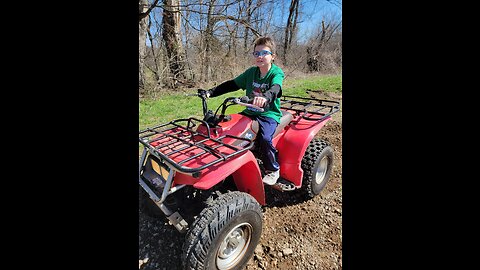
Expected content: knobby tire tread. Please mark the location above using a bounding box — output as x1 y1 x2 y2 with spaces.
182 191 262 270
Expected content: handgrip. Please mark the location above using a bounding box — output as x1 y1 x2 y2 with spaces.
234 96 264 112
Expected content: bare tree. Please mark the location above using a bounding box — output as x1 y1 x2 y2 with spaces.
139 0 341 94
139 0 150 94
203 0 216 82
306 18 341 72
162 0 186 87
146 13 162 89
243 0 253 52
196 0 262 82
283 0 299 66
224 16 238 58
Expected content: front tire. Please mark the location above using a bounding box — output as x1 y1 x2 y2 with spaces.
300 138 334 198
182 191 263 270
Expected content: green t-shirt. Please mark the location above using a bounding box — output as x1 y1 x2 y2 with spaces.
233 63 285 123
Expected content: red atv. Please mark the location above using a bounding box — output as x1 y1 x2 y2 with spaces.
139 90 340 270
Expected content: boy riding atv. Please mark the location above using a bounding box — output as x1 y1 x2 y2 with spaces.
138 37 340 270
205 36 284 188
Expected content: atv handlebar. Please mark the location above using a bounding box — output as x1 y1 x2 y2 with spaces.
190 90 265 114
186 90 210 117
188 90 266 126
233 96 264 112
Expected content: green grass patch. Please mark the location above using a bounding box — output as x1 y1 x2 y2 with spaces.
283 74 342 97
139 89 245 131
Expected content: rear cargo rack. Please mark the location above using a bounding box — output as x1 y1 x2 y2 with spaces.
280 95 340 121
139 117 253 177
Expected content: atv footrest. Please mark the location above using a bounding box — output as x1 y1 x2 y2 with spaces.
166 211 188 233
271 178 296 192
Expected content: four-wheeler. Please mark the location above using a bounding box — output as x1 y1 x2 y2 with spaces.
138 90 340 270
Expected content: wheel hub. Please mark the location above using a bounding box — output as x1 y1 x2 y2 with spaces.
315 156 329 185
216 223 252 269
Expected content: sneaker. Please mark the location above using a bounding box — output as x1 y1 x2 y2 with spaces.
262 170 280 185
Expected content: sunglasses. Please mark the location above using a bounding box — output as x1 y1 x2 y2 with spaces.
252 50 273 58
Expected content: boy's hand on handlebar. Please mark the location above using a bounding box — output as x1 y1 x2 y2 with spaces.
197 89 211 98
233 96 265 112
252 96 267 108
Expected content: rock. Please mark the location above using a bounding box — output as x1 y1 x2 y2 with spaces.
255 245 264 256
283 248 293 256
138 258 148 269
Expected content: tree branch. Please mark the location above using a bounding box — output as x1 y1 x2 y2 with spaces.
139 0 161 21
214 15 261 37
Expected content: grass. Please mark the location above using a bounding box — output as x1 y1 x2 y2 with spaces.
283 74 342 97
139 74 342 131
140 89 246 130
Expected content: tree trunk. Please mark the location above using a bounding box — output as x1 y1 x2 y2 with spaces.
307 20 327 72
203 0 216 82
307 20 339 72
283 0 299 66
243 0 253 53
139 0 149 94
162 0 185 88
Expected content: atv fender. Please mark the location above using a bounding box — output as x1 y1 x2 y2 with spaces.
276 116 331 187
173 151 266 205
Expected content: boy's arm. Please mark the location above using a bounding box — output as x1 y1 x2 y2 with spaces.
263 84 282 104
263 70 284 104
208 80 240 98
252 84 281 108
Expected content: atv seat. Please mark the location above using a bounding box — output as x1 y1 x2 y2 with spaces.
251 110 293 138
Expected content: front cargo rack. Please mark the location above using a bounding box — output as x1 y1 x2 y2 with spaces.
280 95 340 121
139 117 253 177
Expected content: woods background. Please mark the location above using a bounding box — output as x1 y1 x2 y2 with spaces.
138 0 342 96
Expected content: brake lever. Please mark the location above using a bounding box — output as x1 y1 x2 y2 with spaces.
233 97 265 112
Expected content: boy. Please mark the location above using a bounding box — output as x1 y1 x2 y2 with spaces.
204 36 284 185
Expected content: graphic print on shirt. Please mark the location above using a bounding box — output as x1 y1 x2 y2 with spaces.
248 81 269 112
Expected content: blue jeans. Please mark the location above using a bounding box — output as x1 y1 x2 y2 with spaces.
246 114 280 172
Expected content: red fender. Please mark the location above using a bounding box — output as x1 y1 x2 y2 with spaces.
276 116 332 187
173 151 266 205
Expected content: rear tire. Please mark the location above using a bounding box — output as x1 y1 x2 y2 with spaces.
300 138 334 198
182 191 263 270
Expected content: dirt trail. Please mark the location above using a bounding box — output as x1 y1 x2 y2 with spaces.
139 91 342 270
